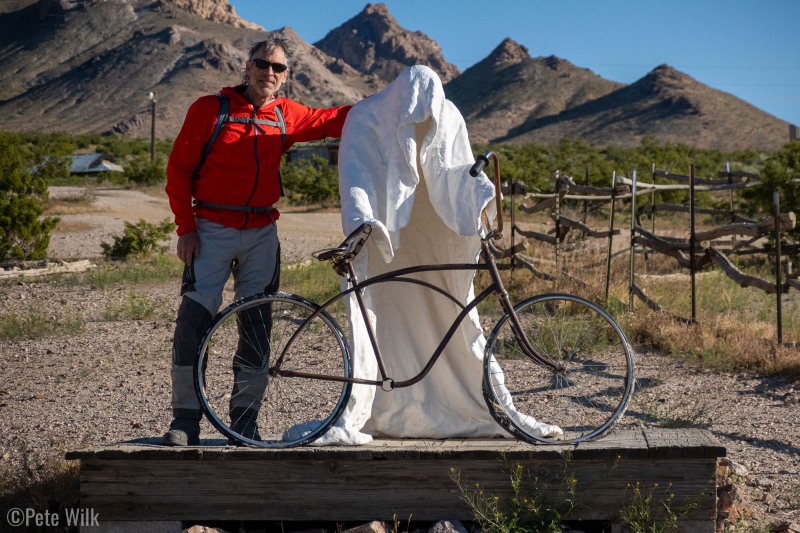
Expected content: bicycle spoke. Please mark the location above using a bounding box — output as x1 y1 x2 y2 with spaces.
196 294 352 447
484 294 634 444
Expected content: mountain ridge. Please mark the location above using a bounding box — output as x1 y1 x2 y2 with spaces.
0 0 791 151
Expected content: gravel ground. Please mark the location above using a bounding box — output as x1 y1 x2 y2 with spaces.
0 187 798 531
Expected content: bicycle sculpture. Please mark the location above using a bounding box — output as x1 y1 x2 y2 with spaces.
194 152 635 447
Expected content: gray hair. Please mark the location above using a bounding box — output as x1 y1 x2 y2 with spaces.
242 34 294 86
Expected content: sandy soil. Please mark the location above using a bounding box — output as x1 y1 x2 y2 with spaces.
46 186 345 263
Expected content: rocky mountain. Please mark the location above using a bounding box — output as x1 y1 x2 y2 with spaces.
444 38 624 144
0 0 792 150
497 64 790 152
0 0 373 139
314 3 459 88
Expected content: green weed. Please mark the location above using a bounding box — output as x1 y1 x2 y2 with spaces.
103 290 169 321
280 260 341 304
620 481 697 533
82 253 182 289
450 463 574 533
0 305 85 340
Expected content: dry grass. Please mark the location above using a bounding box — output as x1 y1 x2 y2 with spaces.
44 189 96 215
492 225 800 379
629 311 800 377
0 448 80 532
52 219 97 233
138 183 169 200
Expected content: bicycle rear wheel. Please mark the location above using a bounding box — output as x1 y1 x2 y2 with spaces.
483 294 634 444
195 292 352 447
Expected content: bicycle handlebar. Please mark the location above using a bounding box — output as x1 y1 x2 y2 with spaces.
469 155 489 177
471 151 503 237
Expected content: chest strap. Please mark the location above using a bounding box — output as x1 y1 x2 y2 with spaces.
192 95 287 179
194 200 275 215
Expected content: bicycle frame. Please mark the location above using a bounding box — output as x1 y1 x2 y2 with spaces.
272 234 562 390
197 149 634 448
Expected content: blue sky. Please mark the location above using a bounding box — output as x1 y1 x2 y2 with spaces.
229 1 799 127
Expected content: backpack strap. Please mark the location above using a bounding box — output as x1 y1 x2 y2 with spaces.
273 105 287 150
226 106 286 149
192 93 229 179
273 105 287 197
192 96 287 180
193 200 275 215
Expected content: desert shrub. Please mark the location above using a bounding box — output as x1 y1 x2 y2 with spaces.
124 154 166 186
0 133 63 260
0 304 85 340
0 450 80 531
451 463 575 533
103 290 169 321
742 140 800 257
281 154 340 206
101 218 176 259
477 136 762 209
81 253 183 289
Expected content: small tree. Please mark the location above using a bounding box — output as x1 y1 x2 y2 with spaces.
742 140 800 257
124 155 166 186
101 218 176 259
0 133 62 261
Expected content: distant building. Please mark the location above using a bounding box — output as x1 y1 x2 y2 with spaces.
70 153 124 175
285 140 340 166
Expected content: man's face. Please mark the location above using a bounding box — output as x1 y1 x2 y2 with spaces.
246 47 289 101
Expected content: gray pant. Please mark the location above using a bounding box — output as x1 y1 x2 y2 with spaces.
171 218 280 418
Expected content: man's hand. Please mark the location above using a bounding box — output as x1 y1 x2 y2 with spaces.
177 232 201 266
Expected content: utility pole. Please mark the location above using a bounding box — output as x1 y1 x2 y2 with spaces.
148 91 157 162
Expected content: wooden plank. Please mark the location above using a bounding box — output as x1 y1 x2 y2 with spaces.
654 168 749 186
78 456 717 525
0 259 95 279
68 430 724 461
71 430 723 531
618 175 761 192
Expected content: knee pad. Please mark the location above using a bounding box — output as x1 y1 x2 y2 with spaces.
172 296 214 366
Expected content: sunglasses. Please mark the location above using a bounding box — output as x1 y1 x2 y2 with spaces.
250 58 288 73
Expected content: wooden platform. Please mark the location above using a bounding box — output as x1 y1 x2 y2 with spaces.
66 429 725 532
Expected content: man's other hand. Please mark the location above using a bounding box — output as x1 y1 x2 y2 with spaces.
177 232 201 266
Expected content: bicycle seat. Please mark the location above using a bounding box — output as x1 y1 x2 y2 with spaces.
312 223 373 262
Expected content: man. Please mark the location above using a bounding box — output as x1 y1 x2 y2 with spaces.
163 34 350 446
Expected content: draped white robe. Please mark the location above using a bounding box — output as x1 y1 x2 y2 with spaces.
301 65 504 445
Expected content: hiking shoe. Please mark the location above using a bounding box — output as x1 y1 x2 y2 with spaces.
162 417 200 446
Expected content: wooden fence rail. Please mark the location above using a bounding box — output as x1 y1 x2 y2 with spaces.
499 164 798 344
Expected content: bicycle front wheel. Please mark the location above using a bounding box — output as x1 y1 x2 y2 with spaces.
483 294 634 444
195 292 352 447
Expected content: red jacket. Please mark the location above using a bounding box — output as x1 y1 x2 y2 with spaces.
166 86 350 236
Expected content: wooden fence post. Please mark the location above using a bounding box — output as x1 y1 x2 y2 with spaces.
554 170 561 289
774 190 784 344
629 170 637 312
690 164 697 324
583 166 590 226
649 163 656 266
727 162 737 255
605 171 618 306
510 179 516 270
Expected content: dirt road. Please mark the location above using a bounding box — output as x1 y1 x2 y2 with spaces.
47 186 345 263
